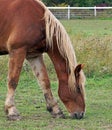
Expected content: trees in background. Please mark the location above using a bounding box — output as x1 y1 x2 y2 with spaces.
42 0 112 6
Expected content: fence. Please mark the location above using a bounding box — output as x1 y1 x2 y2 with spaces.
48 6 112 19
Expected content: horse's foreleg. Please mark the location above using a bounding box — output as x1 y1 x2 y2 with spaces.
27 55 64 118
5 47 26 120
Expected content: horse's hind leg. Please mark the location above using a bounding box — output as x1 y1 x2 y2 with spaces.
5 47 26 120
27 55 65 118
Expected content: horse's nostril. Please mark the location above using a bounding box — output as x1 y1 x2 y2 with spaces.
81 112 84 117
71 112 84 119
74 113 78 119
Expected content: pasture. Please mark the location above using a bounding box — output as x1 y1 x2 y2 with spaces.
0 19 112 130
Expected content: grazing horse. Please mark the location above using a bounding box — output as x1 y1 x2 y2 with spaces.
0 0 86 120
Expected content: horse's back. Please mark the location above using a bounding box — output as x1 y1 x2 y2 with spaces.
0 0 45 54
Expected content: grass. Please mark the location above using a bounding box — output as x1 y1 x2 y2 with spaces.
61 19 112 37
0 19 112 129
0 73 112 130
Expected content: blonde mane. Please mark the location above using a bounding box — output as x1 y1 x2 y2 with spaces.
45 10 78 90
35 0 77 90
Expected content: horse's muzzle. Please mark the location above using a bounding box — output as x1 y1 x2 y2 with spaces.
70 112 85 119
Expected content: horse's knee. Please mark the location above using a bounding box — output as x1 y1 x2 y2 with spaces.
8 78 18 89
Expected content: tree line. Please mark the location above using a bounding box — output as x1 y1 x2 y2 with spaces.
42 0 112 6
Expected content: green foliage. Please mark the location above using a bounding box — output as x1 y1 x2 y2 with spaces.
42 0 112 6
55 3 68 7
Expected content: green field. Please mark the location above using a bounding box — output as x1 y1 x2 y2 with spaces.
0 20 112 130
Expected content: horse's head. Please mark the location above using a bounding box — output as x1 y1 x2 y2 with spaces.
58 64 86 119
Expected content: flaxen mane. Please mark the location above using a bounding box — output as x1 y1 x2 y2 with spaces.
35 0 77 90
45 10 78 90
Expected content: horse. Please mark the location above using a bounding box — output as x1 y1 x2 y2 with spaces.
0 0 86 120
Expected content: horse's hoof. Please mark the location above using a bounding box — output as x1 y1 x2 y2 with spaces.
47 106 65 119
52 111 65 119
7 115 22 121
52 113 65 119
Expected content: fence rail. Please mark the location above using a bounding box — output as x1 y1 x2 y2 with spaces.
48 6 112 19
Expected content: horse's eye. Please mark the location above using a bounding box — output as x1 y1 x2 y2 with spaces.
77 86 80 93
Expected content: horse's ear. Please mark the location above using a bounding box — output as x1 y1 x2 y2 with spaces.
74 64 84 78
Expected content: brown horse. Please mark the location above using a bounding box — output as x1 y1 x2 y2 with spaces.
0 0 86 120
